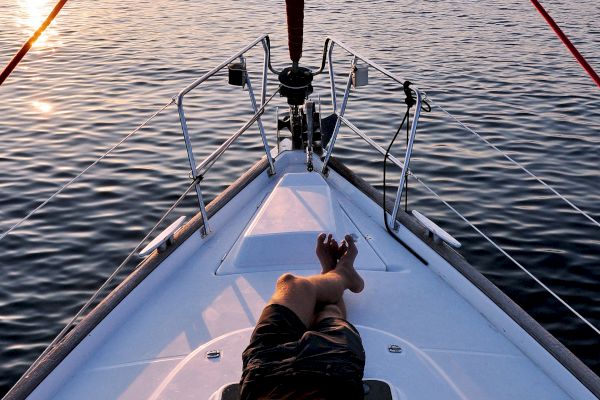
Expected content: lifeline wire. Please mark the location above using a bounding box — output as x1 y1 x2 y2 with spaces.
408 170 600 336
431 101 600 230
22 179 197 375
0 98 175 243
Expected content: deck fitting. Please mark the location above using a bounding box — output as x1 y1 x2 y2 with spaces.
206 349 221 359
387 344 403 354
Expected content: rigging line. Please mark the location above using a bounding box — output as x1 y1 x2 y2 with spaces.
0 98 175 243
409 171 600 336
25 179 197 374
431 101 600 230
0 0 69 85
530 0 600 89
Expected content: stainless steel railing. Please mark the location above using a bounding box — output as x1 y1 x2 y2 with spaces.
176 34 277 236
321 37 424 230
176 34 425 235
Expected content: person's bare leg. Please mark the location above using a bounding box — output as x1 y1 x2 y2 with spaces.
308 234 362 297
311 233 362 322
316 233 338 273
314 302 346 324
269 235 363 327
328 234 363 292
315 233 362 291
315 233 347 320
269 269 349 326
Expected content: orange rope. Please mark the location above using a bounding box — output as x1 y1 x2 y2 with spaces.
0 0 69 86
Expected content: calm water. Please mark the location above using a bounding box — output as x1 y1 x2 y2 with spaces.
1 0 599 394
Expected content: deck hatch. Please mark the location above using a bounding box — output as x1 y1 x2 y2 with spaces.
217 172 385 274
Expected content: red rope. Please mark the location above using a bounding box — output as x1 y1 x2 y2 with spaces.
285 0 304 63
0 0 69 86
530 0 600 88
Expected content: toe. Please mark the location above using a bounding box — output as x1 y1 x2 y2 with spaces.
316 232 326 245
343 234 358 259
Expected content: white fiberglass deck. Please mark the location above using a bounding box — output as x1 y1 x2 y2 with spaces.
29 151 594 399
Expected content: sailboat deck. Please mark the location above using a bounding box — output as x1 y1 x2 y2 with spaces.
30 151 592 399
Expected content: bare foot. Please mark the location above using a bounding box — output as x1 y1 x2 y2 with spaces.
328 237 340 266
336 235 364 293
316 233 337 273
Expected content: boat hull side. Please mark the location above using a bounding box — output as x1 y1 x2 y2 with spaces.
4 157 270 400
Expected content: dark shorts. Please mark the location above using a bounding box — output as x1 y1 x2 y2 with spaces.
240 304 365 400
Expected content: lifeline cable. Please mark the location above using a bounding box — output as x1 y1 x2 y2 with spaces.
409 170 600 336
0 0 69 86
530 0 600 88
431 101 600 231
0 98 175 242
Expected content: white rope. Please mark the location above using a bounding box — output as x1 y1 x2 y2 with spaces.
22 179 197 375
430 101 600 230
0 98 175 242
408 170 600 336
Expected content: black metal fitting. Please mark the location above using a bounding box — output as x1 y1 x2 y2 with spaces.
403 81 415 108
279 66 313 105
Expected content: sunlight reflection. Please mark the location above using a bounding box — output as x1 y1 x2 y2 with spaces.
32 100 53 113
16 0 58 48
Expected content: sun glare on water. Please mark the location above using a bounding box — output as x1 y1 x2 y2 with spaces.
17 0 59 48
32 100 53 113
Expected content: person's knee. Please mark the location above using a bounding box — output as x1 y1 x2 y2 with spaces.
275 273 315 299
276 273 296 287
